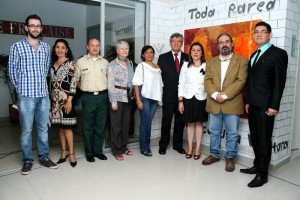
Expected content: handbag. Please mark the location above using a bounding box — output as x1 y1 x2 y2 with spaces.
127 88 137 111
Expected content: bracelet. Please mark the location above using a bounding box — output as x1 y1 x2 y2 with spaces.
178 99 183 103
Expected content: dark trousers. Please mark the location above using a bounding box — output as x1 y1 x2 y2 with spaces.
109 101 131 156
81 92 108 156
159 102 185 149
248 105 275 175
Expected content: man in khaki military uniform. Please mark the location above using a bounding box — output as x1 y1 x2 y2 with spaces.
75 38 109 162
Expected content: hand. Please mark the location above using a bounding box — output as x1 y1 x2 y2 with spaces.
64 101 72 114
216 93 225 103
137 99 143 110
245 104 249 113
265 108 278 116
112 107 118 112
178 102 184 114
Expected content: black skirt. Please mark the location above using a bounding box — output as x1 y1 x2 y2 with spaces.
182 96 208 123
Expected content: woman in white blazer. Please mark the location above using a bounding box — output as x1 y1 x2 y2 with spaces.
178 42 208 160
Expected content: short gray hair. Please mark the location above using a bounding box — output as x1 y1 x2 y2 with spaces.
115 40 129 51
169 33 183 42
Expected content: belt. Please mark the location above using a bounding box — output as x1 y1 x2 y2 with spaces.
82 90 107 95
115 85 128 90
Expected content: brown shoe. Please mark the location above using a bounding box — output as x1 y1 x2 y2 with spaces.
202 155 220 165
225 158 235 172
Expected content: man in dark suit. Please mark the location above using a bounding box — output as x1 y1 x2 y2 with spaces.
158 33 189 155
241 21 288 188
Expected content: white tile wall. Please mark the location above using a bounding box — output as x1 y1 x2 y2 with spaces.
149 0 298 167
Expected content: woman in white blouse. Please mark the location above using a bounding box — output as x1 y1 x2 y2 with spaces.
178 42 208 160
132 45 163 156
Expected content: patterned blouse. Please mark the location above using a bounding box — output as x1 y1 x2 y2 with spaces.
108 58 134 109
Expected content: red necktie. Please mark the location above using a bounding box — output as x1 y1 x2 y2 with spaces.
174 53 180 74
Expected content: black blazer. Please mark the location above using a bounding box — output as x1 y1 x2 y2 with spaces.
158 51 189 104
245 45 288 110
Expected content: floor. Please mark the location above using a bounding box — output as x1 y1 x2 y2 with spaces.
0 120 300 200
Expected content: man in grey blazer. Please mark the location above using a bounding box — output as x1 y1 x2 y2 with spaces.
241 21 288 188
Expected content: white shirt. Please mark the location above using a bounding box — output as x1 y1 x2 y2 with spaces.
172 51 181 62
178 62 207 100
132 62 163 102
211 53 233 100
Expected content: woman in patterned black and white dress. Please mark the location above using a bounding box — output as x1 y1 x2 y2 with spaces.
50 39 77 167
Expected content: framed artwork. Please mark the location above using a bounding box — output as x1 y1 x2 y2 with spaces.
184 19 260 60
184 20 261 118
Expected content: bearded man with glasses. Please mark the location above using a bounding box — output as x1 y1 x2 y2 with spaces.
202 33 248 172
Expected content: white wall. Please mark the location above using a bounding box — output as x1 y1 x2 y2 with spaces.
0 0 87 117
288 0 300 156
150 0 297 166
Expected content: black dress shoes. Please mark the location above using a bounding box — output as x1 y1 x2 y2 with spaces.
70 161 77 168
240 166 258 174
159 148 166 155
94 153 107 160
86 155 95 162
57 155 68 164
173 147 186 154
248 174 268 188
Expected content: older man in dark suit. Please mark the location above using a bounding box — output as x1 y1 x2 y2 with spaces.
241 21 288 188
158 33 189 155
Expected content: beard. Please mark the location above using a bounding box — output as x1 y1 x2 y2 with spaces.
28 31 41 39
220 46 232 55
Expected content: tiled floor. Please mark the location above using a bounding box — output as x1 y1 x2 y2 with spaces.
0 120 300 200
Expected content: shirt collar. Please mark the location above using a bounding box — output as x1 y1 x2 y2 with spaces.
87 53 101 60
258 43 272 54
172 51 181 56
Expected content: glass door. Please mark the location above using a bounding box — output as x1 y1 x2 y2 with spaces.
103 0 147 147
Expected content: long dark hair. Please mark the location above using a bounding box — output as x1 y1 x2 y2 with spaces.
188 42 205 67
51 39 74 65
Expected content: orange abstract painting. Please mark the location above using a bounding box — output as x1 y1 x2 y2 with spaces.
184 20 261 119
184 20 261 60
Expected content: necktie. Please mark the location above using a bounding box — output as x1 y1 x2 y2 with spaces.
174 53 180 74
252 49 261 66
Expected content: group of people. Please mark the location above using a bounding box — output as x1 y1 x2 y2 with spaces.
8 14 288 188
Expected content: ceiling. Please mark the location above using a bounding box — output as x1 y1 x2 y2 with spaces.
60 0 183 7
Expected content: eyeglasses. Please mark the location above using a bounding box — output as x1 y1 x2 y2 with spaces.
27 24 42 29
254 30 269 34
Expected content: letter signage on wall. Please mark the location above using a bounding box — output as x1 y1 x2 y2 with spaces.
188 0 276 20
0 20 74 39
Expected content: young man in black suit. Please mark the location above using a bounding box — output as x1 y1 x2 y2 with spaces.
157 33 189 155
241 21 288 187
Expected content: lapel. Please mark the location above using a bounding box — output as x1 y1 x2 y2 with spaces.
180 51 187 66
252 45 274 68
224 53 237 81
167 51 177 73
212 57 221 79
